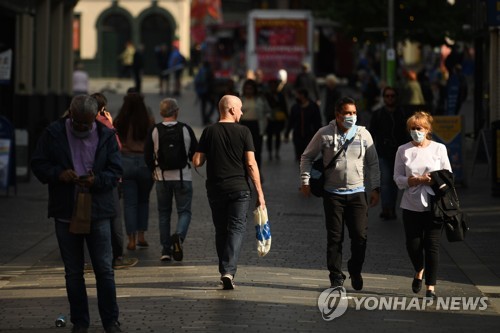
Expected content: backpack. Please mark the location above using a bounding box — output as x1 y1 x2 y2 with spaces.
155 122 189 181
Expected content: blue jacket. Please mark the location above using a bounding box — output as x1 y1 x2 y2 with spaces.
31 118 123 221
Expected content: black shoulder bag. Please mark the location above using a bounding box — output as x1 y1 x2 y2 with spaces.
309 137 353 197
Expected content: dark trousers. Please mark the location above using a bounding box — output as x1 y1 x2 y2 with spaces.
208 191 251 276
323 192 368 282
402 209 443 286
266 120 285 156
110 187 124 259
240 120 262 167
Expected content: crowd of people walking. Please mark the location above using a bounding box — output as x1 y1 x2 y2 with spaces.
34 51 462 331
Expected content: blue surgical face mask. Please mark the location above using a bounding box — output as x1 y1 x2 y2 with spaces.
410 130 426 143
343 115 357 129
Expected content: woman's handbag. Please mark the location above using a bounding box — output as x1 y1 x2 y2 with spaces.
444 212 468 242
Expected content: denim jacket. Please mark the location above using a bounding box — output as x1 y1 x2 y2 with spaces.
31 118 123 220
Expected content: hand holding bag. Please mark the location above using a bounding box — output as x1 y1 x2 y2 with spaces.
69 191 92 234
254 206 271 257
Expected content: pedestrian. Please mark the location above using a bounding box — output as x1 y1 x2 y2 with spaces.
113 92 155 251
167 40 186 97
91 92 139 269
264 78 288 160
300 96 380 291
193 95 266 290
132 44 144 93
294 62 320 104
240 79 271 169
30 95 123 333
400 69 426 114
72 61 89 96
119 41 135 78
194 61 216 125
155 43 170 95
393 111 452 299
144 98 198 262
284 88 322 161
323 74 342 124
369 87 410 220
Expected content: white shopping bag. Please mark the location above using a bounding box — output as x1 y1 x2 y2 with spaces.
254 207 271 257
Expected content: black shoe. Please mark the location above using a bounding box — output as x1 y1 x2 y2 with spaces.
350 273 363 291
105 321 122 333
172 233 183 261
71 326 88 333
221 273 235 290
347 261 363 290
330 274 345 288
425 290 437 299
412 277 422 293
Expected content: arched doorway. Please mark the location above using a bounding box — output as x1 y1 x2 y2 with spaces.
139 13 173 75
100 13 132 77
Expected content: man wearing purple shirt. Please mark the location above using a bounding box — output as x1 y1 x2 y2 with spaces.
31 95 123 333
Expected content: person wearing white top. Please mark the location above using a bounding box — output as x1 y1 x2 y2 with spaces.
394 111 452 300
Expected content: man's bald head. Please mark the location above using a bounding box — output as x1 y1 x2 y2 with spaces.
218 95 243 122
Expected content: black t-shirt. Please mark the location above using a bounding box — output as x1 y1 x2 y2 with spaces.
197 122 255 196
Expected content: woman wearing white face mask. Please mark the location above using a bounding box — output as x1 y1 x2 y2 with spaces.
393 111 452 299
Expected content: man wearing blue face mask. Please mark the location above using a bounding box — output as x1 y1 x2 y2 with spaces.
300 97 381 291
31 95 123 333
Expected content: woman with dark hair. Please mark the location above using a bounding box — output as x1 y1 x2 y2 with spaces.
114 93 155 251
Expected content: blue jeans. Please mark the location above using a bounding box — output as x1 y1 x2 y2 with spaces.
208 191 251 276
155 180 193 255
55 219 118 329
121 154 154 234
379 156 398 211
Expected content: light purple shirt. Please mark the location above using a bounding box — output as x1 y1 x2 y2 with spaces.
65 118 99 176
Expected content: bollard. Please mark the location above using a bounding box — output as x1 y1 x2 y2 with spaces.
55 314 66 327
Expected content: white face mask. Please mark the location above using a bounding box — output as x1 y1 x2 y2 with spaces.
343 115 357 129
410 130 426 143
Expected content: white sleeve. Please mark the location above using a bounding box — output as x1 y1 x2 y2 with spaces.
393 145 409 189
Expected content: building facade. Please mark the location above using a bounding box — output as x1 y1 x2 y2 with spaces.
74 0 191 77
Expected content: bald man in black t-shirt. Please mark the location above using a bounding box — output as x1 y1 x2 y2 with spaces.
193 95 266 290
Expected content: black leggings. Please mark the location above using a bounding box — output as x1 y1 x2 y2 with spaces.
402 209 443 286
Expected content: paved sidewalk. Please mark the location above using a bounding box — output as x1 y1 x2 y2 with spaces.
0 77 499 332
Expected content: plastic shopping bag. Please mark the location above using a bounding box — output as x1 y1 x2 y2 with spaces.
254 207 271 257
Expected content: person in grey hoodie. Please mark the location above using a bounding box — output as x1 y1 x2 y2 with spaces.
300 96 380 291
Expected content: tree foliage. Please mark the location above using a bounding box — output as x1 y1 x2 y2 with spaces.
309 0 471 46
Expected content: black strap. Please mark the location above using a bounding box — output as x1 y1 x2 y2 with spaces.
323 136 354 171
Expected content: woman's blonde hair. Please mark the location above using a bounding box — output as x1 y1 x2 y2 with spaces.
406 111 433 140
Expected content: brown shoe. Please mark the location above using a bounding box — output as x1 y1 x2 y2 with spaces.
137 231 148 248
127 233 136 251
